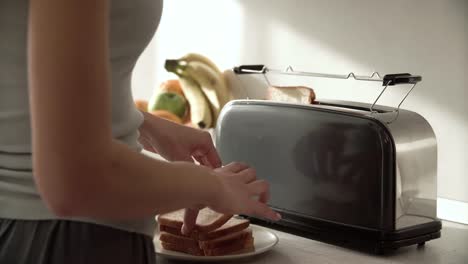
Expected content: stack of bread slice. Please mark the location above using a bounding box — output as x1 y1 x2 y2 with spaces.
157 208 254 256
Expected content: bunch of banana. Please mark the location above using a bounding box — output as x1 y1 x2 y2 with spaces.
165 53 231 129
177 77 212 129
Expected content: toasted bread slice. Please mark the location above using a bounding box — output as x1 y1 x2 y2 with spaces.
159 225 200 240
160 242 204 256
157 208 232 233
267 86 315 104
161 237 254 257
159 216 250 241
159 232 198 248
198 217 250 241
204 237 255 256
199 228 252 250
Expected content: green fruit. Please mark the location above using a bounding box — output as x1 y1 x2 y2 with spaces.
148 92 187 118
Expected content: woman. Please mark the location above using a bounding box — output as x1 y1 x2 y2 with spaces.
0 0 280 263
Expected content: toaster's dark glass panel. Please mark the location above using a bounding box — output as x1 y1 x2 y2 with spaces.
216 103 394 230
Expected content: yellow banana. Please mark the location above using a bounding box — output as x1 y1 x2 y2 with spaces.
184 61 231 122
165 57 231 125
180 53 222 76
178 77 212 129
179 53 233 101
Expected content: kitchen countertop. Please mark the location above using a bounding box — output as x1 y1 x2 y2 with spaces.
156 221 468 264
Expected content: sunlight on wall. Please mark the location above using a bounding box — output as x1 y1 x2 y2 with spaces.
132 0 244 100
265 19 394 106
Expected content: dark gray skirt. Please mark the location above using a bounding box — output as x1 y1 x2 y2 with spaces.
0 219 156 264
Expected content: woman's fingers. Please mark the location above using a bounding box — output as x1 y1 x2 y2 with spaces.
204 146 222 168
248 180 270 203
192 133 222 168
181 208 200 235
139 137 156 153
211 161 279 221
193 151 213 168
238 168 257 183
248 200 281 221
220 162 249 173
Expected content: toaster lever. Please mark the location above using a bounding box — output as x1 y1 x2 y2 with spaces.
233 65 267 74
383 73 422 86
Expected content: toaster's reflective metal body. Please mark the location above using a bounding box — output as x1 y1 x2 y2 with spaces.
215 66 441 254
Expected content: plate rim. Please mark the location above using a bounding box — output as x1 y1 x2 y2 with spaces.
154 224 279 261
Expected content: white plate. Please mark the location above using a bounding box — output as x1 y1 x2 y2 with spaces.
154 224 279 262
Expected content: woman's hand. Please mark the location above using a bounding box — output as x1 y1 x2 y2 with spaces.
139 112 221 168
210 162 279 218
139 112 224 233
181 162 281 234
139 113 280 234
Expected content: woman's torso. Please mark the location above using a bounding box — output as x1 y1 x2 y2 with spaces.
0 0 163 236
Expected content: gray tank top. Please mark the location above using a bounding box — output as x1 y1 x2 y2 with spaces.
0 0 163 236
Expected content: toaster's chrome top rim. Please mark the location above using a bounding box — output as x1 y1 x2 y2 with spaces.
224 99 399 119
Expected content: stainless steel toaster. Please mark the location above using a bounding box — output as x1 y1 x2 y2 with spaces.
214 65 441 254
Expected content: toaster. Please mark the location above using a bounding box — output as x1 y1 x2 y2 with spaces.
214 65 442 254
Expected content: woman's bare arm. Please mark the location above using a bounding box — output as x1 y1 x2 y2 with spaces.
27 0 278 221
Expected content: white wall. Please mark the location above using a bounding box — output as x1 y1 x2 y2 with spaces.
132 0 468 214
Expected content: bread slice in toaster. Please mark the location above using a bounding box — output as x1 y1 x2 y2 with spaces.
266 86 316 104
